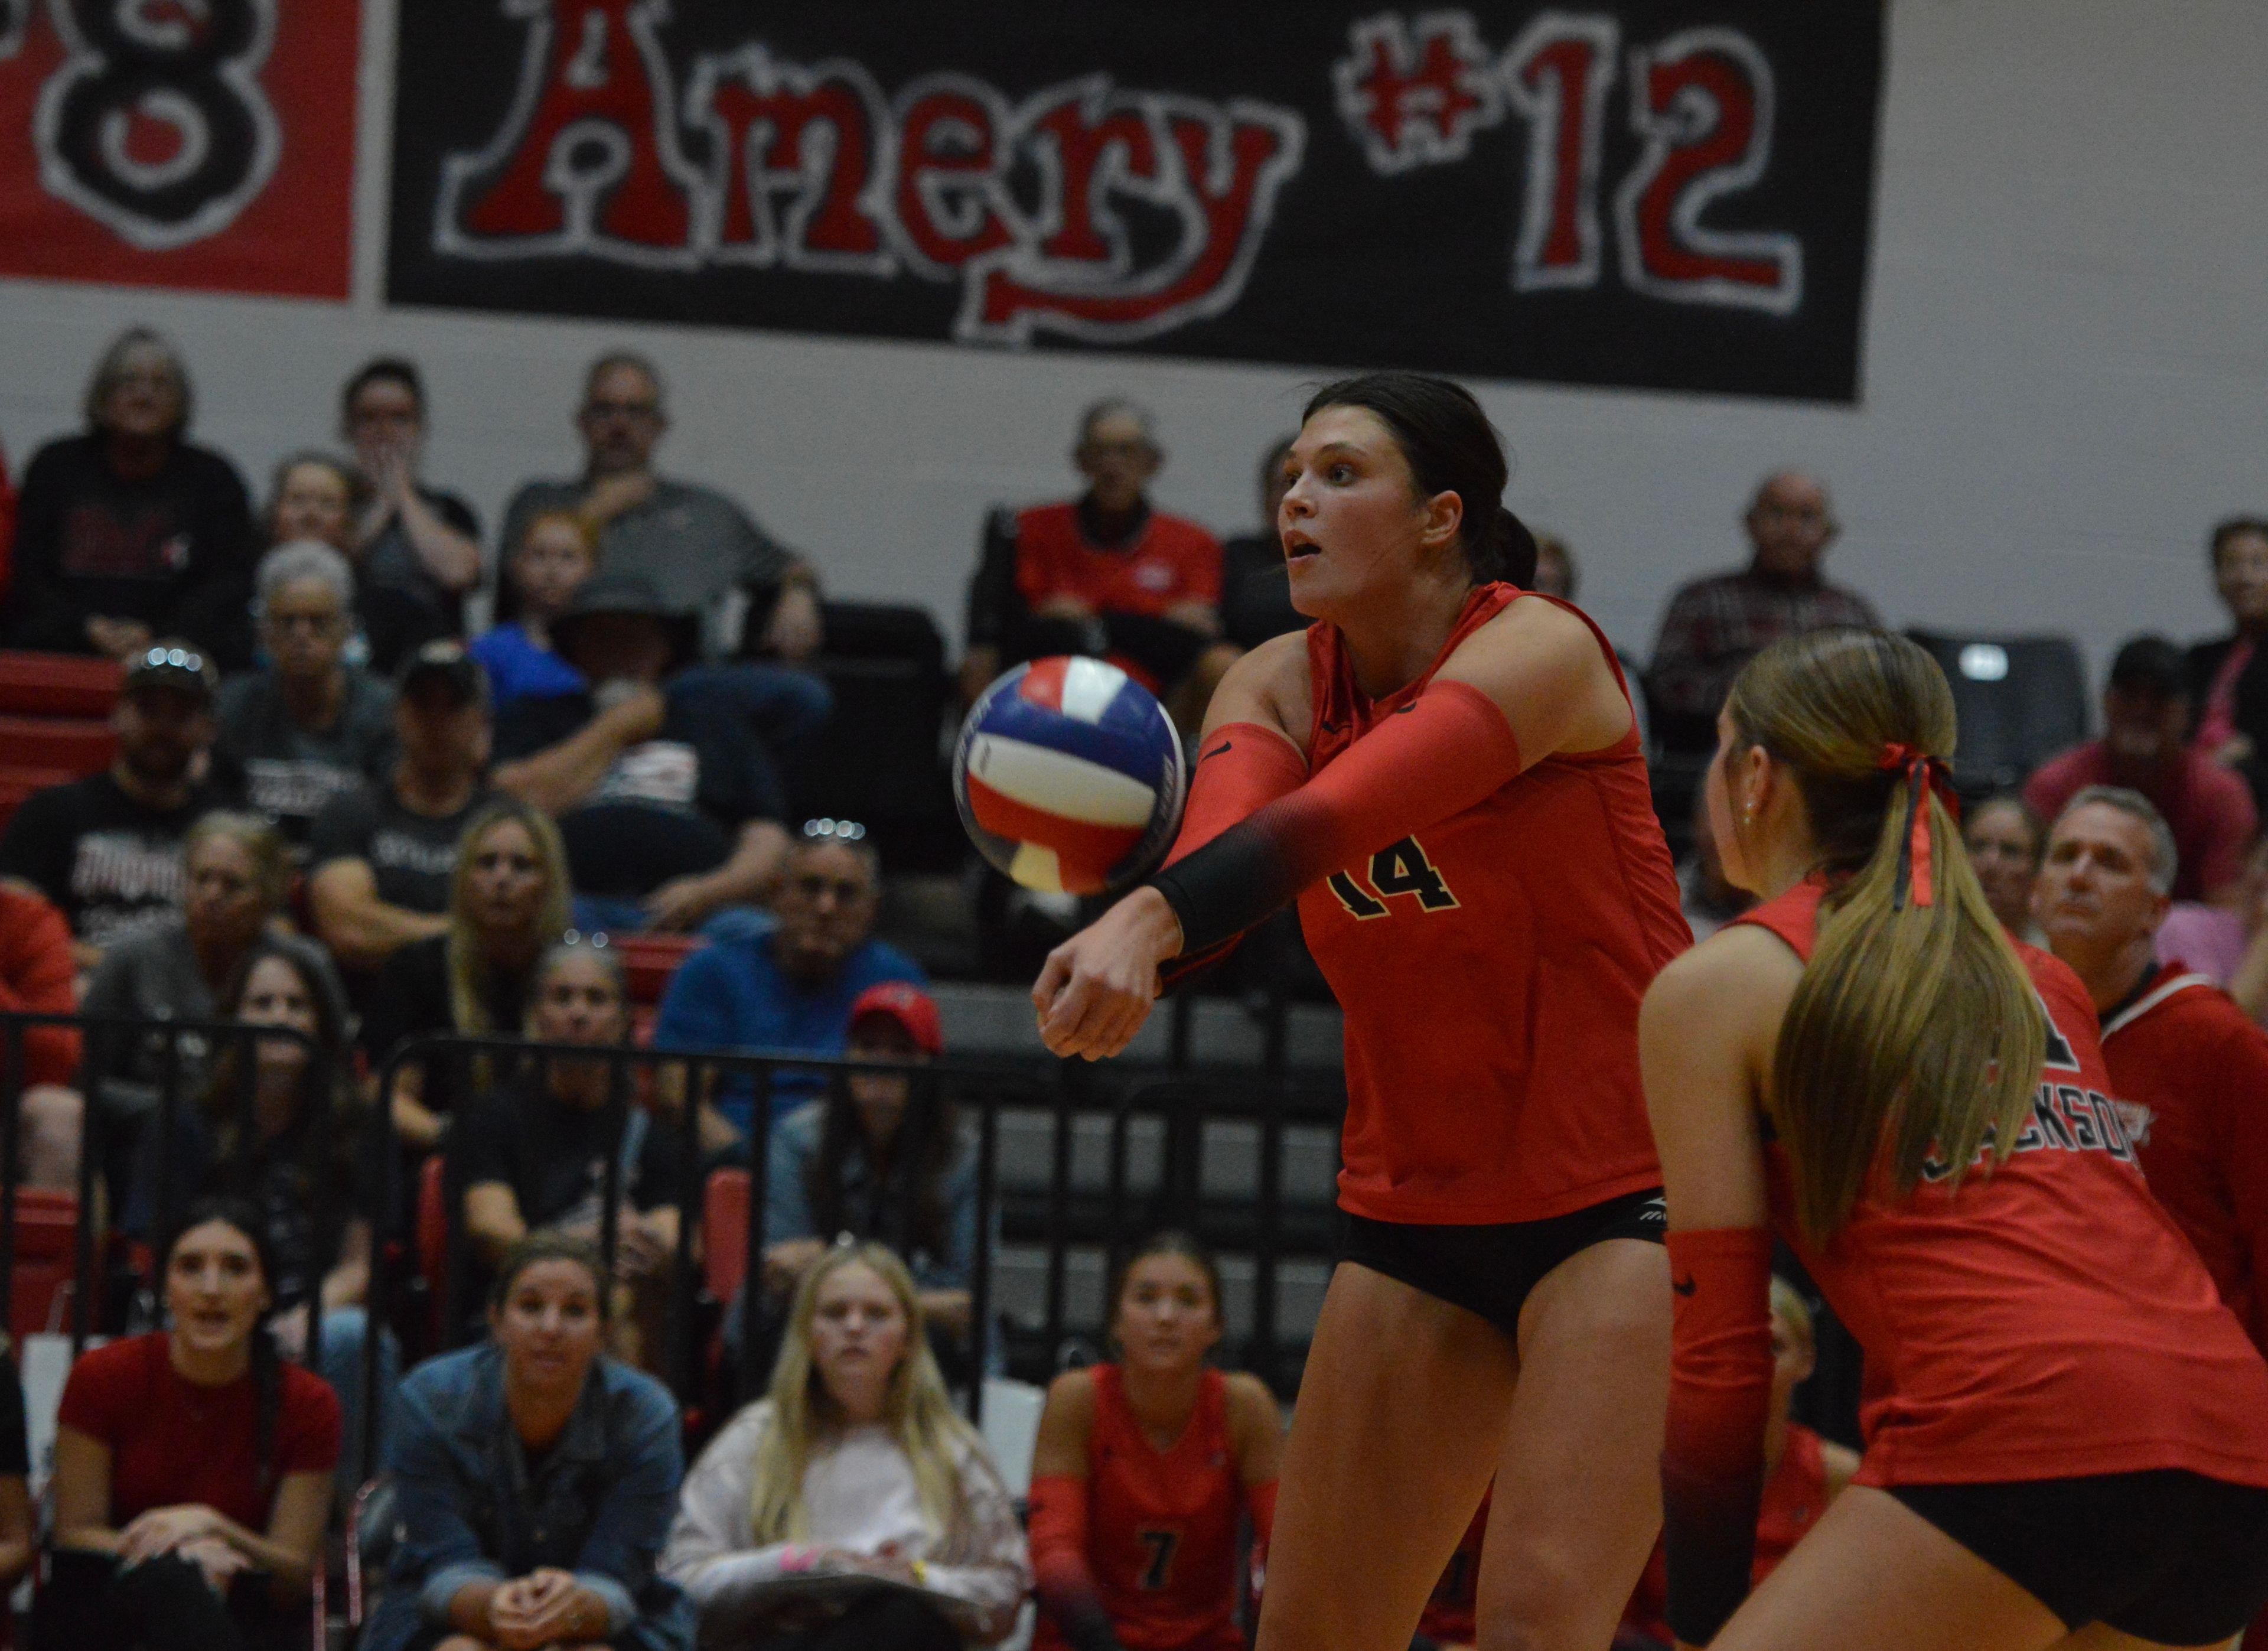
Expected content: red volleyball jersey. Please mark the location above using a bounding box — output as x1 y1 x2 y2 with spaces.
1626 1424 1832 1642
2101 969 2268 1356
1032 1365 1249 1651
1736 881 2268 1489
1298 584 1688 1223
1014 502 1223 618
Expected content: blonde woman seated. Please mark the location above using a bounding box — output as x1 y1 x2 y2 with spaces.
662 1242 1028 1651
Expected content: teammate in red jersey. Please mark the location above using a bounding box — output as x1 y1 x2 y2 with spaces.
2035 787 2268 1354
1034 373 1690 1651
1619 1278 1857 1648
1642 627 2268 1650
1028 1233 1282 1651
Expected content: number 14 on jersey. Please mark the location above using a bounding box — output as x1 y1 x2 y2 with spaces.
1328 836 1460 919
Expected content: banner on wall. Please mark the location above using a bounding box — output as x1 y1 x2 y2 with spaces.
0 0 359 298
386 1 1883 402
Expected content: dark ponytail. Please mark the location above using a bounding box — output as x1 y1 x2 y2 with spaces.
1303 372 1534 587
161 1197 284 1500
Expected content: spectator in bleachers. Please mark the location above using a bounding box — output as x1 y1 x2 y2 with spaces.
5 327 255 669
2036 788 2268 1352
0 639 242 960
1533 532 1576 600
470 507 599 710
662 1240 1028 1650
1028 1232 1282 1651
217 542 396 845
0 879 83 1190
361 797 570 1151
340 357 483 673
1963 792 2047 940
41 1197 338 1651
500 351 824 664
2150 840 2268 1015
1618 1278 1859 1649
82 813 295 1190
739 983 979 1383
1644 472 1878 757
656 820 924 1152
306 640 498 974
260 451 360 559
2025 635 2258 904
2190 515 2268 814
1218 434 1303 651
364 1232 696 1651
490 572 797 933
962 399 1237 731
120 934 390 1488
458 939 688 1366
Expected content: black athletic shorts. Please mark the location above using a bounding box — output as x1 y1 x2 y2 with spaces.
1891 1470 2268 1643
1341 1188 1667 1336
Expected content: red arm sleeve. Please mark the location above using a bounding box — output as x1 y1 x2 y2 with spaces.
1028 1474 1123 1651
1660 1226 1775 1647
1168 724 1308 863
1151 681 1523 958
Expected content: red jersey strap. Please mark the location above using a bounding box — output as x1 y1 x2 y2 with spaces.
1661 1226 1776 1647
1150 680 1524 958
1731 878 1828 962
1028 1474 1120 1651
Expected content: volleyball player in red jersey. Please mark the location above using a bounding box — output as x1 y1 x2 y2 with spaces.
1034 373 1691 1651
1619 1279 1856 1647
1028 1233 1282 1651
1641 627 2268 1650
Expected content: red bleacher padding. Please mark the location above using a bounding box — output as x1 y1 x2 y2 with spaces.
703 1167 751 1309
616 932 700 1007
0 652 122 719
0 716 115 777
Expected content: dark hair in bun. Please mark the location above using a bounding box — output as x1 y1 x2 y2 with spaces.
1302 372 1535 587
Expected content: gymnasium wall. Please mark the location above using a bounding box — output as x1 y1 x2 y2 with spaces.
0 0 2259 683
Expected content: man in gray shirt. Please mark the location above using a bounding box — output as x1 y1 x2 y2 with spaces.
497 351 825 662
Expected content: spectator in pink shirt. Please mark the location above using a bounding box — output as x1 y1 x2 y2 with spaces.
2026 636 2259 903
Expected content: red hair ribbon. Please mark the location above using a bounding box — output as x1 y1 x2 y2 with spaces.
1876 743 1959 908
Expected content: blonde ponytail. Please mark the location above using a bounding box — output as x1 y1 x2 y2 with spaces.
1726 631 2045 1243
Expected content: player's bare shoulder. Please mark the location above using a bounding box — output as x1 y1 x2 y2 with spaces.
1203 630 1314 756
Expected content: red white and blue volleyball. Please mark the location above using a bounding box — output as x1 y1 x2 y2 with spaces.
955 657 1187 896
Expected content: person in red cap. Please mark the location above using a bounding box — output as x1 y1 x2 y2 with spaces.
733 981 987 1382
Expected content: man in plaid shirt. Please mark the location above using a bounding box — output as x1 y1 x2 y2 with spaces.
1645 472 1879 756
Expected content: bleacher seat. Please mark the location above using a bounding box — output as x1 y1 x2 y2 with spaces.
703 1167 751 1309
797 603 960 871
1906 630 2090 797
0 716 113 777
617 932 699 1007
0 652 121 719
9 1190 87 1342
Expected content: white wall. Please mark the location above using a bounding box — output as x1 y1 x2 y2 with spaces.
0 0 2261 679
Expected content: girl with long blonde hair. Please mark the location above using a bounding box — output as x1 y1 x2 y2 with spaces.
1643 628 2268 1651
663 1242 1028 1649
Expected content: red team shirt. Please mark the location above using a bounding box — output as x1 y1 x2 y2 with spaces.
1296 585 1687 1223
1737 881 2268 1489
1014 502 1223 619
2100 969 2268 1354
1032 1365 1251 1651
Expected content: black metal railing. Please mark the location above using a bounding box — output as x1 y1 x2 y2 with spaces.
0 1011 1345 1484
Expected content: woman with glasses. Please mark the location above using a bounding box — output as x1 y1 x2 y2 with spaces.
5 327 256 668
216 542 399 844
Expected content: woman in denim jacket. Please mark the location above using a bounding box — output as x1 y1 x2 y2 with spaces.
360 1233 696 1651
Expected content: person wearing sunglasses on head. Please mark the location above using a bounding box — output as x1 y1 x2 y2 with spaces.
654 820 926 1156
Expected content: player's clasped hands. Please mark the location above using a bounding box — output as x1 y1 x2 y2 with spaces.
1033 887 1184 1060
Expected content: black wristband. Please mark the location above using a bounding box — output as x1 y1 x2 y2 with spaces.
1147 816 1298 959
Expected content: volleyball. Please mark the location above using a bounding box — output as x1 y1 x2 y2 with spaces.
954 656 1188 896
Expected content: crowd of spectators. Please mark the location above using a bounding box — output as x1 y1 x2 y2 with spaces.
0 321 2265 1648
